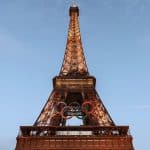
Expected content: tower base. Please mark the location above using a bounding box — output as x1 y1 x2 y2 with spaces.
16 126 134 150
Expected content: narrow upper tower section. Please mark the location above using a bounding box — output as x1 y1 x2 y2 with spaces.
60 5 89 77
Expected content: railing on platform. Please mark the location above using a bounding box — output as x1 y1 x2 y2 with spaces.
19 126 130 137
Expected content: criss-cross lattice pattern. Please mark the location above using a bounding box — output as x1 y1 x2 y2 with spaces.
34 6 114 127
35 89 114 126
16 4 134 150
35 91 63 126
60 6 89 77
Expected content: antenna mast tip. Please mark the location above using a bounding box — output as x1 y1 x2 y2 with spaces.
72 0 77 7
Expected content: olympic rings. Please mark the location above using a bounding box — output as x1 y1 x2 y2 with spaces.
69 102 81 111
61 106 73 119
55 101 67 113
53 100 95 120
81 101 94 114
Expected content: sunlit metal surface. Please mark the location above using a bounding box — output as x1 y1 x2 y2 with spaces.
60 6 89 77
15 4 134 150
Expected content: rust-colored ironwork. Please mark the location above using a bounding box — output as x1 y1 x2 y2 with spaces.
60 6 89 77
15 4 134 150
34 76 114 126
16 126 133 150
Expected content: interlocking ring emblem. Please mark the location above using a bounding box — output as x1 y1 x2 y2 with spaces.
81 101 94 114
61 106 73 119
53 100 95 120
55 102 66 113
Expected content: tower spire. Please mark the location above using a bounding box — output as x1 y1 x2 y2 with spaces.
60 5 89 77
72 0 77 7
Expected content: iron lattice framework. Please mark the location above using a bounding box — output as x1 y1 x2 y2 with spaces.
34 6 114 127
15 4 134 150
60 6 88 76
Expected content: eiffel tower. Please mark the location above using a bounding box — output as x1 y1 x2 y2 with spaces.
15 4 134 150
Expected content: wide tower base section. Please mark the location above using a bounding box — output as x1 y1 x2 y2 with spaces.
16 126 134 150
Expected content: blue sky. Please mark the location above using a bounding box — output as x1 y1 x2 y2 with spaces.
0 0 150 149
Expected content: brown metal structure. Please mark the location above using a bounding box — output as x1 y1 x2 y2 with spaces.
15 4 134 150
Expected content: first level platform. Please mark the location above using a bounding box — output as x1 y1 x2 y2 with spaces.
15 126 134 150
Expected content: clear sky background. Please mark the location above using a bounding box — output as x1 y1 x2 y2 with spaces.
0 0 150 149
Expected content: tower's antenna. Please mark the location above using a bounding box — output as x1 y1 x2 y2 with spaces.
72 0 77 7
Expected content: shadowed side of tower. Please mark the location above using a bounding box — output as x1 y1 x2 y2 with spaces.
15 4 134 150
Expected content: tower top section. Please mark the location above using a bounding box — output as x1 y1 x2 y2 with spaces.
60 5 89 77
69 5 79 16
